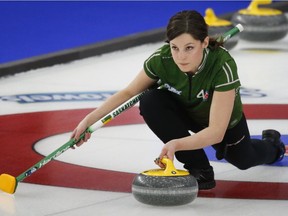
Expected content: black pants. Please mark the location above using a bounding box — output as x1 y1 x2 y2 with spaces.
139 89 278 171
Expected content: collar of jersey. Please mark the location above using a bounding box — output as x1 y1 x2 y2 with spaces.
194 48 209 76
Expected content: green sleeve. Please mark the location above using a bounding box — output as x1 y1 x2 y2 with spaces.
214 59 241 91
143 50 161 80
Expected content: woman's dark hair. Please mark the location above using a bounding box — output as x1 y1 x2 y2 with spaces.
166 10 223 49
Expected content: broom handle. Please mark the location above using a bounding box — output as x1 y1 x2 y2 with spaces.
220 23 244 43
16 90 148 182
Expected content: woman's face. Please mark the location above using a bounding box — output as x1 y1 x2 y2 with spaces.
170 33 209 73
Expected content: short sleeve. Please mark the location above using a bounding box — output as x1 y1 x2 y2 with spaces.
214 59 241 91
143 52 161 80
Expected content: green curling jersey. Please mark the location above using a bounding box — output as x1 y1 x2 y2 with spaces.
143 44 243 129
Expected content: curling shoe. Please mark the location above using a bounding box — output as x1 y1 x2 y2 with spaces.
188 166 216 190
262 129 286 163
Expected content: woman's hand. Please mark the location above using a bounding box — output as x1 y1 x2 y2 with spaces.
154 140 177 168
70 119 91 149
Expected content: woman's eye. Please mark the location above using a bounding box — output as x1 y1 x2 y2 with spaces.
186 46 194 51
171 46 178 51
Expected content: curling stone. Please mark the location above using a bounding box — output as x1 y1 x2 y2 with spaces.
204 8 239 50
231 0 288 41
132 158 198 206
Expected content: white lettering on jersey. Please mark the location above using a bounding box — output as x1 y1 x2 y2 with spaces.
163 83 182 95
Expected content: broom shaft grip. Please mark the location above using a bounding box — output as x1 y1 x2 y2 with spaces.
220 23 244 43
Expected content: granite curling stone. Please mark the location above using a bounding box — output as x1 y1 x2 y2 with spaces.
132 158 198 206
231 0 288 42
204 8 239 50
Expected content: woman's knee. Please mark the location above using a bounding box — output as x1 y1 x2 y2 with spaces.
234 163 251 170
225 157 252 170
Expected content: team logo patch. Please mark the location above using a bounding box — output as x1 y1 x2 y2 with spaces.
197 89 209 101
